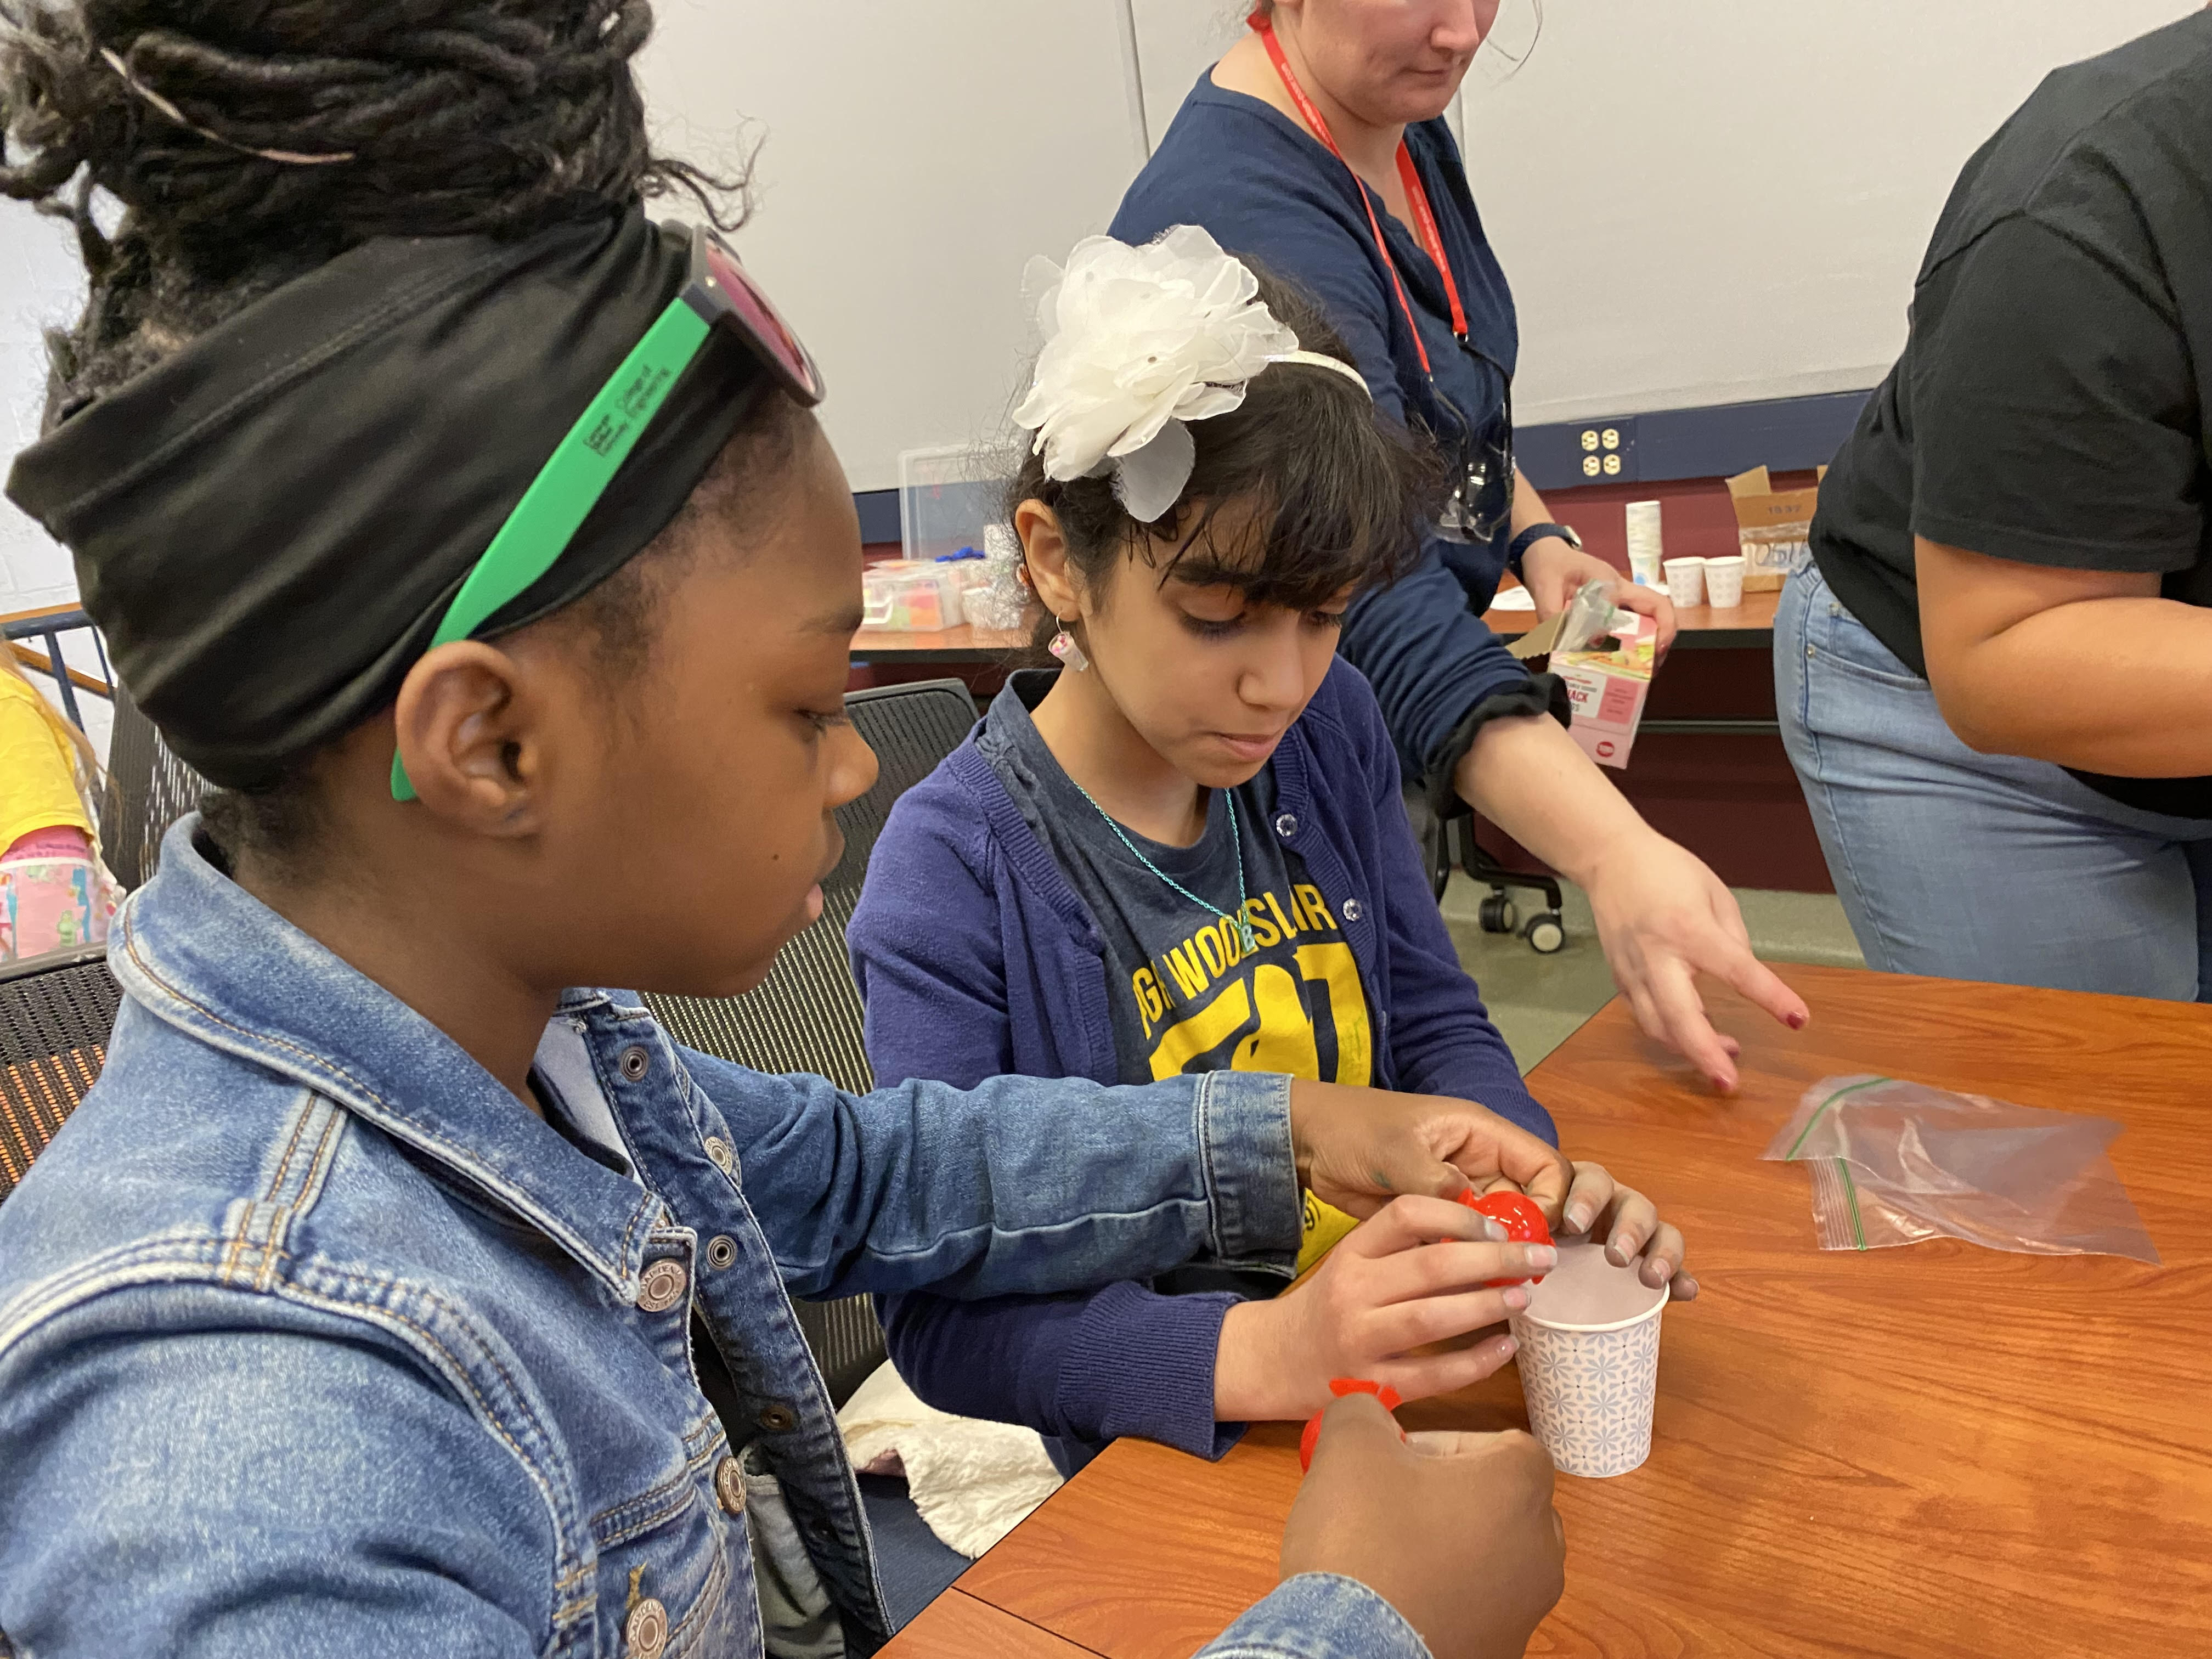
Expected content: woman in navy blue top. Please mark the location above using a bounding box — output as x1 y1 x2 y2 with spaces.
1115 1 1809 1090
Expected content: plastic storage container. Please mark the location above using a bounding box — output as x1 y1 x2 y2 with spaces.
860 561 967 631
899 444 1008 565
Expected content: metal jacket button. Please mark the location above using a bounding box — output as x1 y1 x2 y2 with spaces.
714 1454 747 1516
703 1136 734 1174
757 1401 798 1432
705 1234 737 1271
619 1045 651 1082
624 1596 669 1658
636 1259 687 1313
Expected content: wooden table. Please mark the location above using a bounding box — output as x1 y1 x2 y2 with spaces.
889 964 2212 1658
850 620 1033 662
1478 583 1779 650
848 587 1779 662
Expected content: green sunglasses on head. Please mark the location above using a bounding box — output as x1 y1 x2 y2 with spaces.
390 223 825 800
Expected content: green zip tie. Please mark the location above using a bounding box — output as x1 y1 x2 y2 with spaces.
1784 1074 1891 1161
1836 1158 1868 1250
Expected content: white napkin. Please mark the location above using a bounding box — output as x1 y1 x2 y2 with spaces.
836 1362 1064 1558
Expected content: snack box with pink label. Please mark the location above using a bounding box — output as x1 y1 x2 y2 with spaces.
1555 610 1658 770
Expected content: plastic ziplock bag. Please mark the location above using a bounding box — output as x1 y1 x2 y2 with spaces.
1762 1075 2159 1262
1550 579 1621 654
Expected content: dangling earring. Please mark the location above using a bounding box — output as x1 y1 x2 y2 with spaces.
1049 623 1090 672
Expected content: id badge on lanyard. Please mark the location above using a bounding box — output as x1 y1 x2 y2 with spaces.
1250 12 1513 544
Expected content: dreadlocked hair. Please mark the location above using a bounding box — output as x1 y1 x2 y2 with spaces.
1012 266 1444 656
0 0 743 421
1 1 768 867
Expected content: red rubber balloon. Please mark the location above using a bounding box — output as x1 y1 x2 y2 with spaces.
1458 1189 1553 1286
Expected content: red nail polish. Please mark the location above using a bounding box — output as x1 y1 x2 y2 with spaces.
1787 1010 1808 1030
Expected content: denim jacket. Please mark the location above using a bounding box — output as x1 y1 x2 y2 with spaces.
0 821 1428 1659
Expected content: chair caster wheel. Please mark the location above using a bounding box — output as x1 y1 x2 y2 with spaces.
1479 893 1519 934
1523 912 1566 954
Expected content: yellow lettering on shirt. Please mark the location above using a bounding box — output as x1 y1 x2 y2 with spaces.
1164 940 1210 1000
1136 888 1374 1274
1243 898 1280 950
1194 928 1224 978
1131 967 1166 1037
1148 979 1253 1080
1295 942 1370 1087
1297 1189 1363 1276
1231 964 1321 1078
1294 884 1335 932
1220 916 1247 967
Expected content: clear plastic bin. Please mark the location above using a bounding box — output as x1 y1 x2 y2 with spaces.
860 562 966 632
900 444 1008 565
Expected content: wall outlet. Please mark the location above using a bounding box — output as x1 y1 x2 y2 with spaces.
1517 413 1641 491
1569 416 1639 482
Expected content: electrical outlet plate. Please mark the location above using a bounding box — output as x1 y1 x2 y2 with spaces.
1569 415 1639 482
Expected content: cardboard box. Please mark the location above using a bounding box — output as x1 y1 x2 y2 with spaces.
1725 465 1825 592
1554 612 1656 770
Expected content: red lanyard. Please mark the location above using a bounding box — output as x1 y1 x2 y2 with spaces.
1249 11 1470 372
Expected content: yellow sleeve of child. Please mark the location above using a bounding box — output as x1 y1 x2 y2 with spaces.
0 675 94 852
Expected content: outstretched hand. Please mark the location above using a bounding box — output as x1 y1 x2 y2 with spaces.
1582 828 1809 1093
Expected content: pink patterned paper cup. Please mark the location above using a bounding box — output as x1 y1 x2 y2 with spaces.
1509 1241 1668 1478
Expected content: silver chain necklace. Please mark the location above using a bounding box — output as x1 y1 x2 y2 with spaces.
1065 778 1260 955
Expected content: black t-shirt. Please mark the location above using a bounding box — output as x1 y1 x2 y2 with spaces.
1812 10 2212 816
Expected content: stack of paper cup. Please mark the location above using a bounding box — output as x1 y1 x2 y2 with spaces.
1703 554 1746 609
1510 1241 1668 1478
1623 501 1664 588
1661 557 1706 608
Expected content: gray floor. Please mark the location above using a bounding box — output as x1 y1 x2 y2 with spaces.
1442 875 1864 1073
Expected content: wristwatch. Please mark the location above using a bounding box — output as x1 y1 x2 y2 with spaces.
1507 522 1582 574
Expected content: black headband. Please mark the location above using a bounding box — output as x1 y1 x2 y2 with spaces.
4 207 770 789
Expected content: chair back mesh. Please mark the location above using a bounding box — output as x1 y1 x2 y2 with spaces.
647 678 979 1406
101 682 208 891
0 947 123 1204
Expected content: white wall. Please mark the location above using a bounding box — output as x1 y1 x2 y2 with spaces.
2 0 2197 599
1130 0 2195 424
1 210 84 611
636 0 1149 492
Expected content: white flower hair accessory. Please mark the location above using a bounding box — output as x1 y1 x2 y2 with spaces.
1012 225 1372 522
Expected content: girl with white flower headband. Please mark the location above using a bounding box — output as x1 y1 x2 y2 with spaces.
1113 0 1812 1093
847 229 1692 1487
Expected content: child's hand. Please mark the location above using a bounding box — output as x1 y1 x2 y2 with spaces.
1213 1195 1556 1423
1285 1081 1572 1220
1488 1161 1696 1301
1281 1392 1565 1659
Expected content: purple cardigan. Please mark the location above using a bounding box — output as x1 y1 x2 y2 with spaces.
845 658 1554 1469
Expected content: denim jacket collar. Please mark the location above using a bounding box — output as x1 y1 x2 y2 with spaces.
109 817 664 1296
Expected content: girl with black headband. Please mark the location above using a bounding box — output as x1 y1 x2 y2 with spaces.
0 6 1584 1657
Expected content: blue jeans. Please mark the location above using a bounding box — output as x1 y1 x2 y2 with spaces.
1776 561 2212 1000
